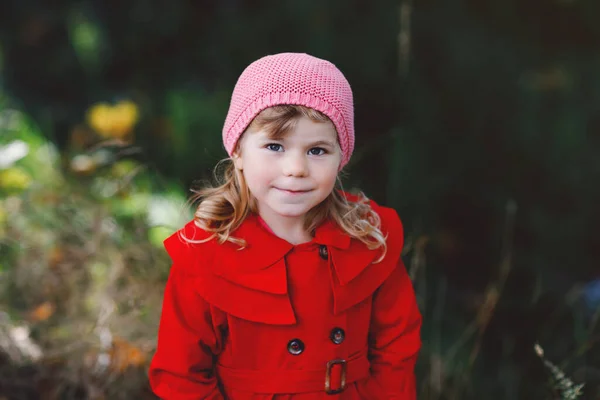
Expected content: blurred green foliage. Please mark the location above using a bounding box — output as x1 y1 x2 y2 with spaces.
0 0 599 399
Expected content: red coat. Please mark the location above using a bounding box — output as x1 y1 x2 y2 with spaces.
149 200 421 399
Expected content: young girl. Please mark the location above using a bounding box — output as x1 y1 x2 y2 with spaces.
149 53 421 399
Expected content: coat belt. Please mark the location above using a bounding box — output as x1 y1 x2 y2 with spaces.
215 353 370 394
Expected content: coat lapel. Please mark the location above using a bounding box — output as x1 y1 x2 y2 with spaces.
313 217 387 287
325 204 405 315
210 216 293 295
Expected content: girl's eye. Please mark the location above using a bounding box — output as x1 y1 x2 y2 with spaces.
266 143 283 152
308 147 326 156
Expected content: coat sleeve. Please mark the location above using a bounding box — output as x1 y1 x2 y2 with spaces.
149 229 226 400
359 259 422 399
356 206 422 399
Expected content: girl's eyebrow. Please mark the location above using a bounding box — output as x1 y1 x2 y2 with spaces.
309 140 336 147
258 136 336 147
257 135 284 142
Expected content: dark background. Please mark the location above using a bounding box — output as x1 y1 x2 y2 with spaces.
0 0 599 399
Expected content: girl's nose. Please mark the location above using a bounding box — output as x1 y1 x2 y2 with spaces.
283 152 308 177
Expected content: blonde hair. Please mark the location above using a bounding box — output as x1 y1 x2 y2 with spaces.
186 105 387 261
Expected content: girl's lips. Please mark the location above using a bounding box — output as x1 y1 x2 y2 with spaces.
276 188 311 194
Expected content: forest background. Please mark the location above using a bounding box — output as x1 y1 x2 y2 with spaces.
0 1 599 399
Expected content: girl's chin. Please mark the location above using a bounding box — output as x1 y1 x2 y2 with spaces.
260 203 315 219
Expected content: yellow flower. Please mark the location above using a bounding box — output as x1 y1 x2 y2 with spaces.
86 100 139 139
87 103 113 137
111 100 139 138
0 167 32 191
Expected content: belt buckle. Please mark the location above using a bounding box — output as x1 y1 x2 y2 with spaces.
325 359 347 395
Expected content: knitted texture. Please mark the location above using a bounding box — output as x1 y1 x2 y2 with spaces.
222 53 355 168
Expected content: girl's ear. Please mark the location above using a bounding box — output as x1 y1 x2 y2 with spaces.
232 152 243 171
232 131 247 170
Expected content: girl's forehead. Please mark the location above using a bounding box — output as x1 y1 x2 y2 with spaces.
255 117 338 142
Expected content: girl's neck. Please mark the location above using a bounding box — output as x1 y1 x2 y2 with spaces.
257 211 313 245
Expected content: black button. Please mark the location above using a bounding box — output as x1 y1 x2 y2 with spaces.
319 245 328 260
330 328 345 345
287 339 305 355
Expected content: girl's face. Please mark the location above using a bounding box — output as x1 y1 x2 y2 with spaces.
233 115 342 226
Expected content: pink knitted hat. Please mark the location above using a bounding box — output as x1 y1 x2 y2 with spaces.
222 52 355 168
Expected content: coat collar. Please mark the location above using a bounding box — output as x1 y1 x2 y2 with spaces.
209 213 377 292
180 204 402 324
228 213 352 265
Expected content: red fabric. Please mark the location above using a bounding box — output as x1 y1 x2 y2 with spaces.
215 353 369 394
149 200 421 399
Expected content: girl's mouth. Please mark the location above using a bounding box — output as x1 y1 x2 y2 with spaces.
276 188 311 194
